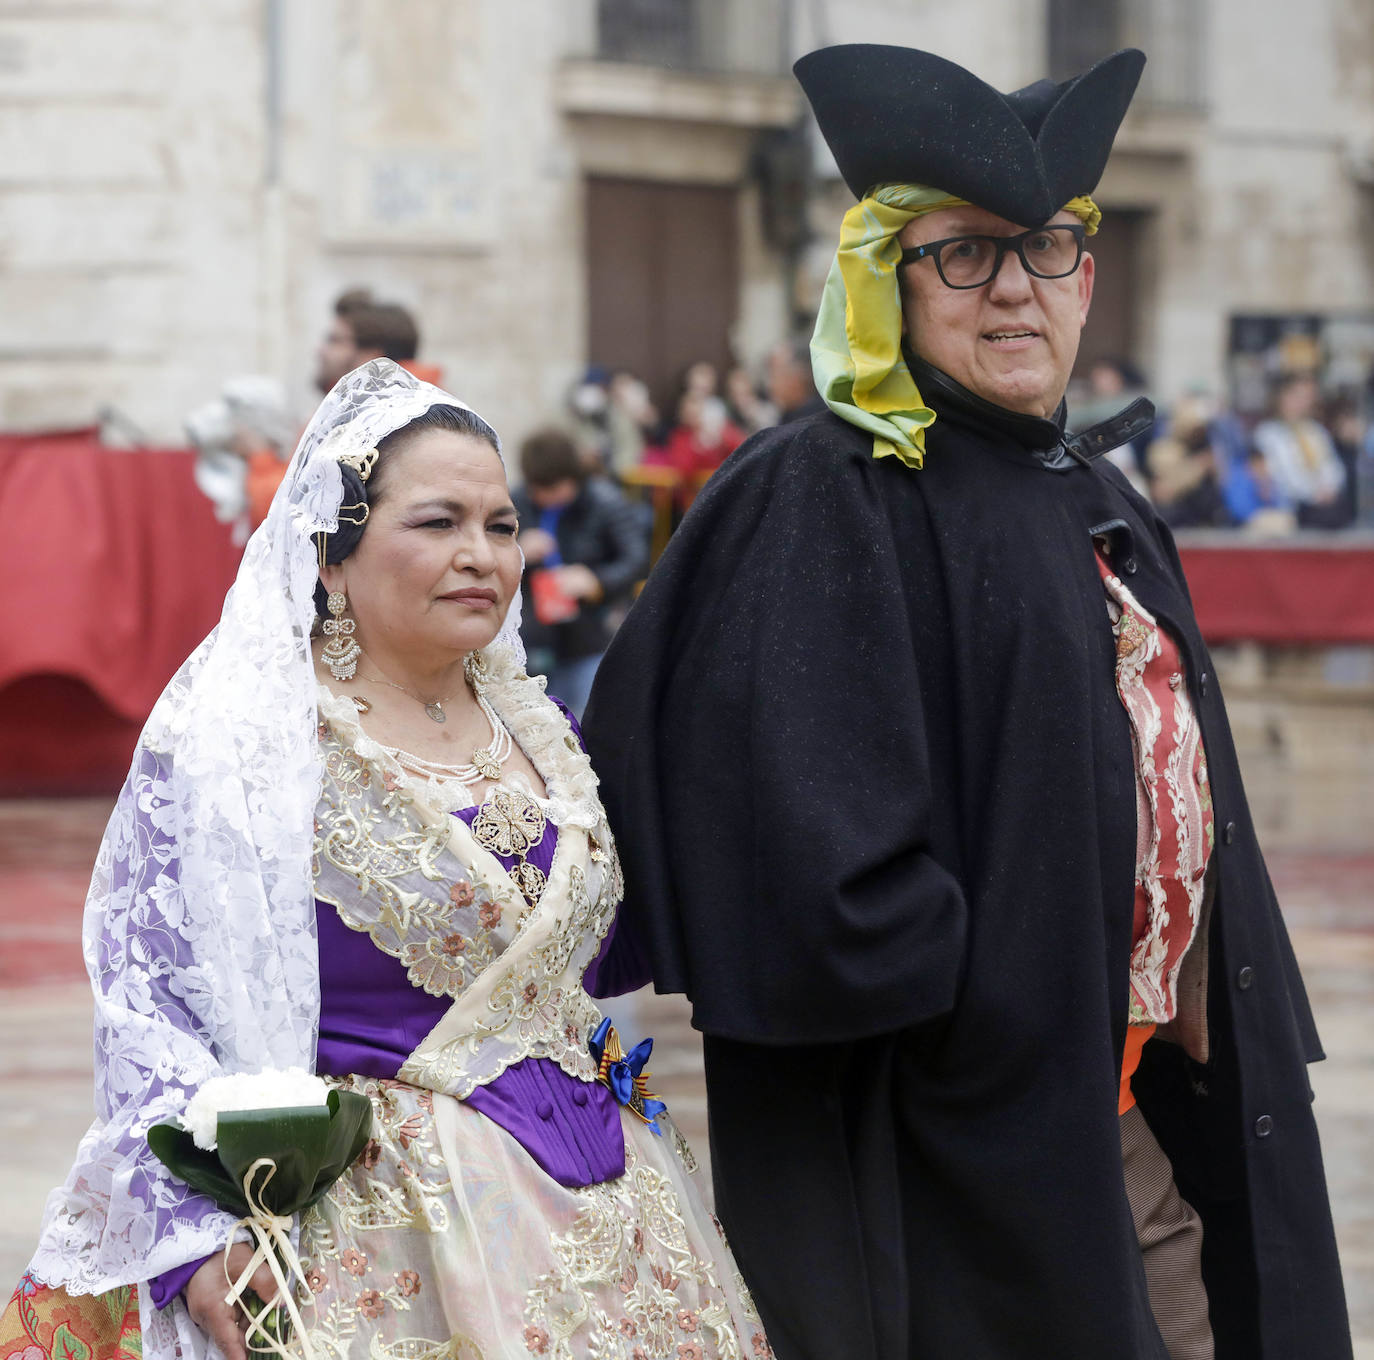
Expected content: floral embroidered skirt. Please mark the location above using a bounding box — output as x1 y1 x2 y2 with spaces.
0 1275 140 1360
295 1077 770 1360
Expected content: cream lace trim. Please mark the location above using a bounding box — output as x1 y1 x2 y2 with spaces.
316 645 603 826
313 650 622 1098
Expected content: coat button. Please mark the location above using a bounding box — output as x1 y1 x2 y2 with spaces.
572 1087 589 1107
1199 671 1210 696
536 1100 554 1120
1255 1115 1274 1138
1223 821 1236 845
1122 557 1138 575
1237 965 1255 990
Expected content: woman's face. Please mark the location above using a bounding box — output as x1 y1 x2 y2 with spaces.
322 429 521 668
685 362 718 397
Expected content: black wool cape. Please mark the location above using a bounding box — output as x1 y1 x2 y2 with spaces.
582 400 1351 1360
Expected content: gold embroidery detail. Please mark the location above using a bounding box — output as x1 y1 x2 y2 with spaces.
300 1082 763 1360
522 1143 760 1359
295 1080 480 1360
312 657 624 1100
470 785 549 909
314 733 504 999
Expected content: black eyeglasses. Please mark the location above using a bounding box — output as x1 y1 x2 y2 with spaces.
899 224 1087 290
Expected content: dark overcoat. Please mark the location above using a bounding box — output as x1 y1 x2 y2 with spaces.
512 477 650 662
582 394 1351 1360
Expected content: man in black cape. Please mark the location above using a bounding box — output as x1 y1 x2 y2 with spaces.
582 43 1351 1360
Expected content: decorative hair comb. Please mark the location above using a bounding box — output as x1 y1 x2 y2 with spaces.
338 446 379 481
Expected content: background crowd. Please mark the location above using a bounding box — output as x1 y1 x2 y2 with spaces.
186 287 840 713
186 285 1374 717
1071 357 1374 535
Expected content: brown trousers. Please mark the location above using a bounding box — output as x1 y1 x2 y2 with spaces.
1121 1104 1215 1360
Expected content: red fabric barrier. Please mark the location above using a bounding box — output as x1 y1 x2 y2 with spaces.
0 429 242 795
1 433 1368 794
1176 537 1374 645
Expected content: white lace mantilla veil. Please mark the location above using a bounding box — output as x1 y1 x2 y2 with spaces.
27 360 524 1360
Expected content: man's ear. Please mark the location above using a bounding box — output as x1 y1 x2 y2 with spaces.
1077 250 1095 327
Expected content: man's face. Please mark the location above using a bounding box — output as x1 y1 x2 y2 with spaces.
527 478 580 510
766 346 807 412
897 206 1094 419
315 318 385 394
1277 377 1318 423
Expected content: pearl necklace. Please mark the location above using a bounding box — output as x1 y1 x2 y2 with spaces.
379 701 550 906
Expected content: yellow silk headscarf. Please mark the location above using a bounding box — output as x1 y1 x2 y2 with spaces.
810 183 1102 469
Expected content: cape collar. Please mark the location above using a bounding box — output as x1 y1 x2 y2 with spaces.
904 347 1154 472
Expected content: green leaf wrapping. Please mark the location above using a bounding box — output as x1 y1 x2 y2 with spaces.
216 1107 332 1216
146 1091 372 1219
145 1123 252 1217
305 1090 374 1211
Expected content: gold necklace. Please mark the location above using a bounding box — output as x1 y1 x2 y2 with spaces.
470 784 549 908
357 656 465 724
355 689 511 784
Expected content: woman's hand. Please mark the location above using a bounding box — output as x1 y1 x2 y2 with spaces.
184 1244 280 1360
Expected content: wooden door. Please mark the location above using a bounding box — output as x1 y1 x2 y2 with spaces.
1076 208 1148 378
586 177 740 419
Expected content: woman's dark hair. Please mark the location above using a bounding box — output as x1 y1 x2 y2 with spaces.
313 403 500 618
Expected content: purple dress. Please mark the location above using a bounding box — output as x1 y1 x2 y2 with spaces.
150 702 650 1306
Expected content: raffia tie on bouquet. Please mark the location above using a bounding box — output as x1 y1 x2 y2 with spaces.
223 1158 317 1360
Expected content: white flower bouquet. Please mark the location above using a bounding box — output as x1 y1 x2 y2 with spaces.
148 1067 371 1356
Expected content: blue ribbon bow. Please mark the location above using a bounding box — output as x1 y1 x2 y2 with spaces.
590 1017 668 1136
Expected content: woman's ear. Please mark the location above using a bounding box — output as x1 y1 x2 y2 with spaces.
319 560 347 596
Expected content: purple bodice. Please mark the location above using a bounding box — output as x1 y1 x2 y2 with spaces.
149 700 651 1307
314 797 644 1190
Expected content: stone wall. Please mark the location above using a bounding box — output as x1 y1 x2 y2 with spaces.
0 0 615 445
0 0 1370 442
1214 643 1374 850
1100 0 1374 403
0 2 270 437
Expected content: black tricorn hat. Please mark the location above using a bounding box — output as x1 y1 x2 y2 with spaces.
794 44 1145 226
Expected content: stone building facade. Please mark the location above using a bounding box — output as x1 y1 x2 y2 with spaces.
0 0 1370 444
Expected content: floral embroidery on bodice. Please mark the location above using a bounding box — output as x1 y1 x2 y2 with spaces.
312 649 624 1099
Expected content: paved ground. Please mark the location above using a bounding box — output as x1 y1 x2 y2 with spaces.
1 798 1370 1354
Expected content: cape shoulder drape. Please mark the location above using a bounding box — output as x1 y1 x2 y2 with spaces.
582 406 1349 1359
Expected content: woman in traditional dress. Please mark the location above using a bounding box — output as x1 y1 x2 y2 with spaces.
3 360 768 1360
